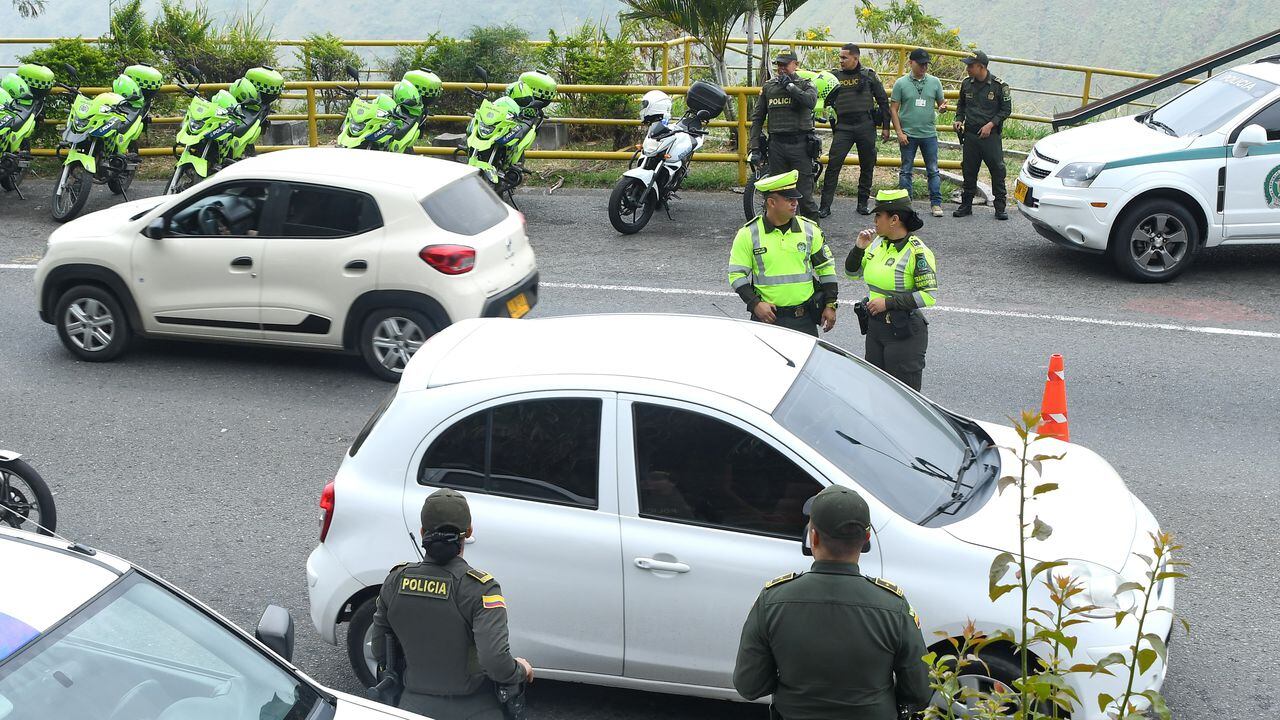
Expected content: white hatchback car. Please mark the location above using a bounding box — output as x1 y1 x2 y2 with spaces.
33 148 538 380
307 314 1173 719
0 526 425 720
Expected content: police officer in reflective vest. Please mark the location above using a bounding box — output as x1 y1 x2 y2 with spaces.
953 50 1013 220
846 189 937 391
370 488 534 719
819 43 890 218
733 484 931 719
729 170 837 336
750 52 820 219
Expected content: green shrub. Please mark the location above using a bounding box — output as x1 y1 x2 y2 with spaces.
384 25 533 120
103 0 155 67
538 22 638 148
295 32 362 124
151 1 276 84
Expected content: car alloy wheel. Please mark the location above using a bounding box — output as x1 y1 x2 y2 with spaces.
63 297 116 353
1129 212 1189 273
371 316 426 372
53 285 131 362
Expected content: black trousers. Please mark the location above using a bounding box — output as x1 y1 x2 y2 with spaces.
960 130 1006 209
865 311 928 391
750 303 819 337
768 136 819 219
399 688 503 720
821 123 878 210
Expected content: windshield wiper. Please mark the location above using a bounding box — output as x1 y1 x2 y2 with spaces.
834 429 953 481
1145 116 1177 136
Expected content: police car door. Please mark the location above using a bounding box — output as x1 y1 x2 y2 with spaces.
616 395 882 689
1224 98 1280 240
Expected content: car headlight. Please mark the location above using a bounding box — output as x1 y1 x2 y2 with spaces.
1065 562 1141 618
1057 162 1105 188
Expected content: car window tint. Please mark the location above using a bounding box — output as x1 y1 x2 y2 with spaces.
170 183 269 237
349 390 396 457
419 399 601 509
632 403 819 539
1245 100 1280 141
282 186 382 237
420 175 508 235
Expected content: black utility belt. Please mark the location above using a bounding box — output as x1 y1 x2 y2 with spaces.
773 301 819 317
770 133 809 143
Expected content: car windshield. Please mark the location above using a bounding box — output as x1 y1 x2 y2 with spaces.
773 342 969 521
0 572 323 720
1148 70 1277 137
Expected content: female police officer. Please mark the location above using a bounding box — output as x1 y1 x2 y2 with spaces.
845 188 938 391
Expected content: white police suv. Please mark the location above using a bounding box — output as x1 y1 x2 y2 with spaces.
0 526 423 720
1017 57 1280 281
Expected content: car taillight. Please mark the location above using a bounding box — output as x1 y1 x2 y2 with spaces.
419 244 475 275
319 480 335 542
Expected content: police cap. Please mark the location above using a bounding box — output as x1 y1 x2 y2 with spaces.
420 488 471 532
774 52 798 65
804 484 871 539
754 169 804 199
963 50 990 66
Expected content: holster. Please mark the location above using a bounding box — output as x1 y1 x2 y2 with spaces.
495 681 527 720
805 132 821 159
853 301 870 335
886 308 915 339
366 634 404 707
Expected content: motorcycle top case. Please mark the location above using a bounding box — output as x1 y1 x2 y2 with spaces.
685 80 727 118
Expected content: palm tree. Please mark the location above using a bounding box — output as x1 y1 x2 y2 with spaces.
12 0 45 17
753 0 810 85
621 0 753 91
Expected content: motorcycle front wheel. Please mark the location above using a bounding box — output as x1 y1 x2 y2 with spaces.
166 164 199 195
608 177 656 234
51 162 92 223
107 167 135 195
742 168 766 221
0 458 57 535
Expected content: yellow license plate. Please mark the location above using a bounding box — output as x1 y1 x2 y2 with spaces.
1013 180 1029 205
506 293 530 318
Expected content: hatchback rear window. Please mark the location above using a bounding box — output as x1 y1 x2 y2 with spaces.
421 175 509 235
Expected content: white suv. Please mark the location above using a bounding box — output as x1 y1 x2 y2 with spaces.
1017 57 1280 281
33 148 538 380
307 314 1172 719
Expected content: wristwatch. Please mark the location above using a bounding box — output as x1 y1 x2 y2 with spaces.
825 301 839 310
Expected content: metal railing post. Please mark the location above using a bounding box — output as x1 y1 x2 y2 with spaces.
684 38 692 85
737 90 749 185
1080 69 1093 106
662 41 670 85
896 47 906 78
306 85 319 147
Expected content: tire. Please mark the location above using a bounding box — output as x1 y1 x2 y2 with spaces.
608 177 656 234
51 162 93 223
166 165 199 195
2 140 31 192
743 166 767 221
359 308 436 383
1108 199 1200 282
107 168 134 195
932 647 1057 717
0 458 57 536
54 284 132 362
346 596 378 687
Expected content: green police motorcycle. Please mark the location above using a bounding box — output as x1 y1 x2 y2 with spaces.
336 67 441 153
460 67 556 205
166 66 284 195
51 63 163 222
0 63 55 198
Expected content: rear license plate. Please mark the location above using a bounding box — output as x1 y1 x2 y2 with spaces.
506 293 530 318
1013 180 1029 205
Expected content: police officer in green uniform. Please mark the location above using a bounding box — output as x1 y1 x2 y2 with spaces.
371 488 534 719
846 188 938 391
953 50 1013 220
728 170 838 337
750 52 820 219
819 43 890 218
733 484 931 719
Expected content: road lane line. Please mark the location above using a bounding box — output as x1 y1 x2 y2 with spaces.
0 264 37 270
541 280 1280 340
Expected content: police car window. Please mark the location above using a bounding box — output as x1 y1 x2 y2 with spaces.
170 183 269 237
1150 72 1277 137
281 185 382 238
420 175 509 236
632 403 819 539
420 399 601 509
1242 100 1280 142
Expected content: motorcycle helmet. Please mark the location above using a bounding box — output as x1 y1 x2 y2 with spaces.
229 77 260 105
403 69 442 102
798 69 839 120
123 64 164 96
112 74 143 104
0 74 31 103
16 63 54 94
639 90 672 123
245 66 285 99
506 70 556 107
392 80 422 111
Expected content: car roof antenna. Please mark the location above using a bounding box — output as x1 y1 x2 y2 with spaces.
407 531 425 561
0 509 96 556
710 302 795 368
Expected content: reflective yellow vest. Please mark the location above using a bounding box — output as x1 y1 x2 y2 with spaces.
728 216 836 306
847 235 938 308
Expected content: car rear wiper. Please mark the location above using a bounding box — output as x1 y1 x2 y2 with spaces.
834 429 954 482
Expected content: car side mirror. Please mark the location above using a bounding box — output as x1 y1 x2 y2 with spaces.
142 218 166 239
474 65 491 83
1233 123 1267 158
255 604 295 662
344 65 360 83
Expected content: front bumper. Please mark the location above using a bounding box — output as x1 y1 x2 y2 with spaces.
306 542 363 645
481 270 539 318
1016 171 1115 253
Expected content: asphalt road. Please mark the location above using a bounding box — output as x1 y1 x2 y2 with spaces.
3 178 1279 718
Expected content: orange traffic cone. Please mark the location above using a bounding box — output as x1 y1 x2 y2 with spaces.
1037 354 1069 441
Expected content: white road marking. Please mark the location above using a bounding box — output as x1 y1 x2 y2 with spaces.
0 264 37 270
541 280 1280 340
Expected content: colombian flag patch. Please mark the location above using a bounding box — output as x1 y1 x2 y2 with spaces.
482 594 506 609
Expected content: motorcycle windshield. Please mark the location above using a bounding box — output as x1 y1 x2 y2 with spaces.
349 99 378 122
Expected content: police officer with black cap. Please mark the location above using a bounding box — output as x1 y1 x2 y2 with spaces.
750 51 820 219
818 43 890 218
370 488 534 719
953 50 1013 220
733 484 931 719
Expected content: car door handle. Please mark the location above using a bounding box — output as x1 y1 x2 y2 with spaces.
344 260 368 271
230 256 253 268
634 557 690 574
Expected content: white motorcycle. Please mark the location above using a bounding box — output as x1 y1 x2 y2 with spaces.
607 82 726 235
